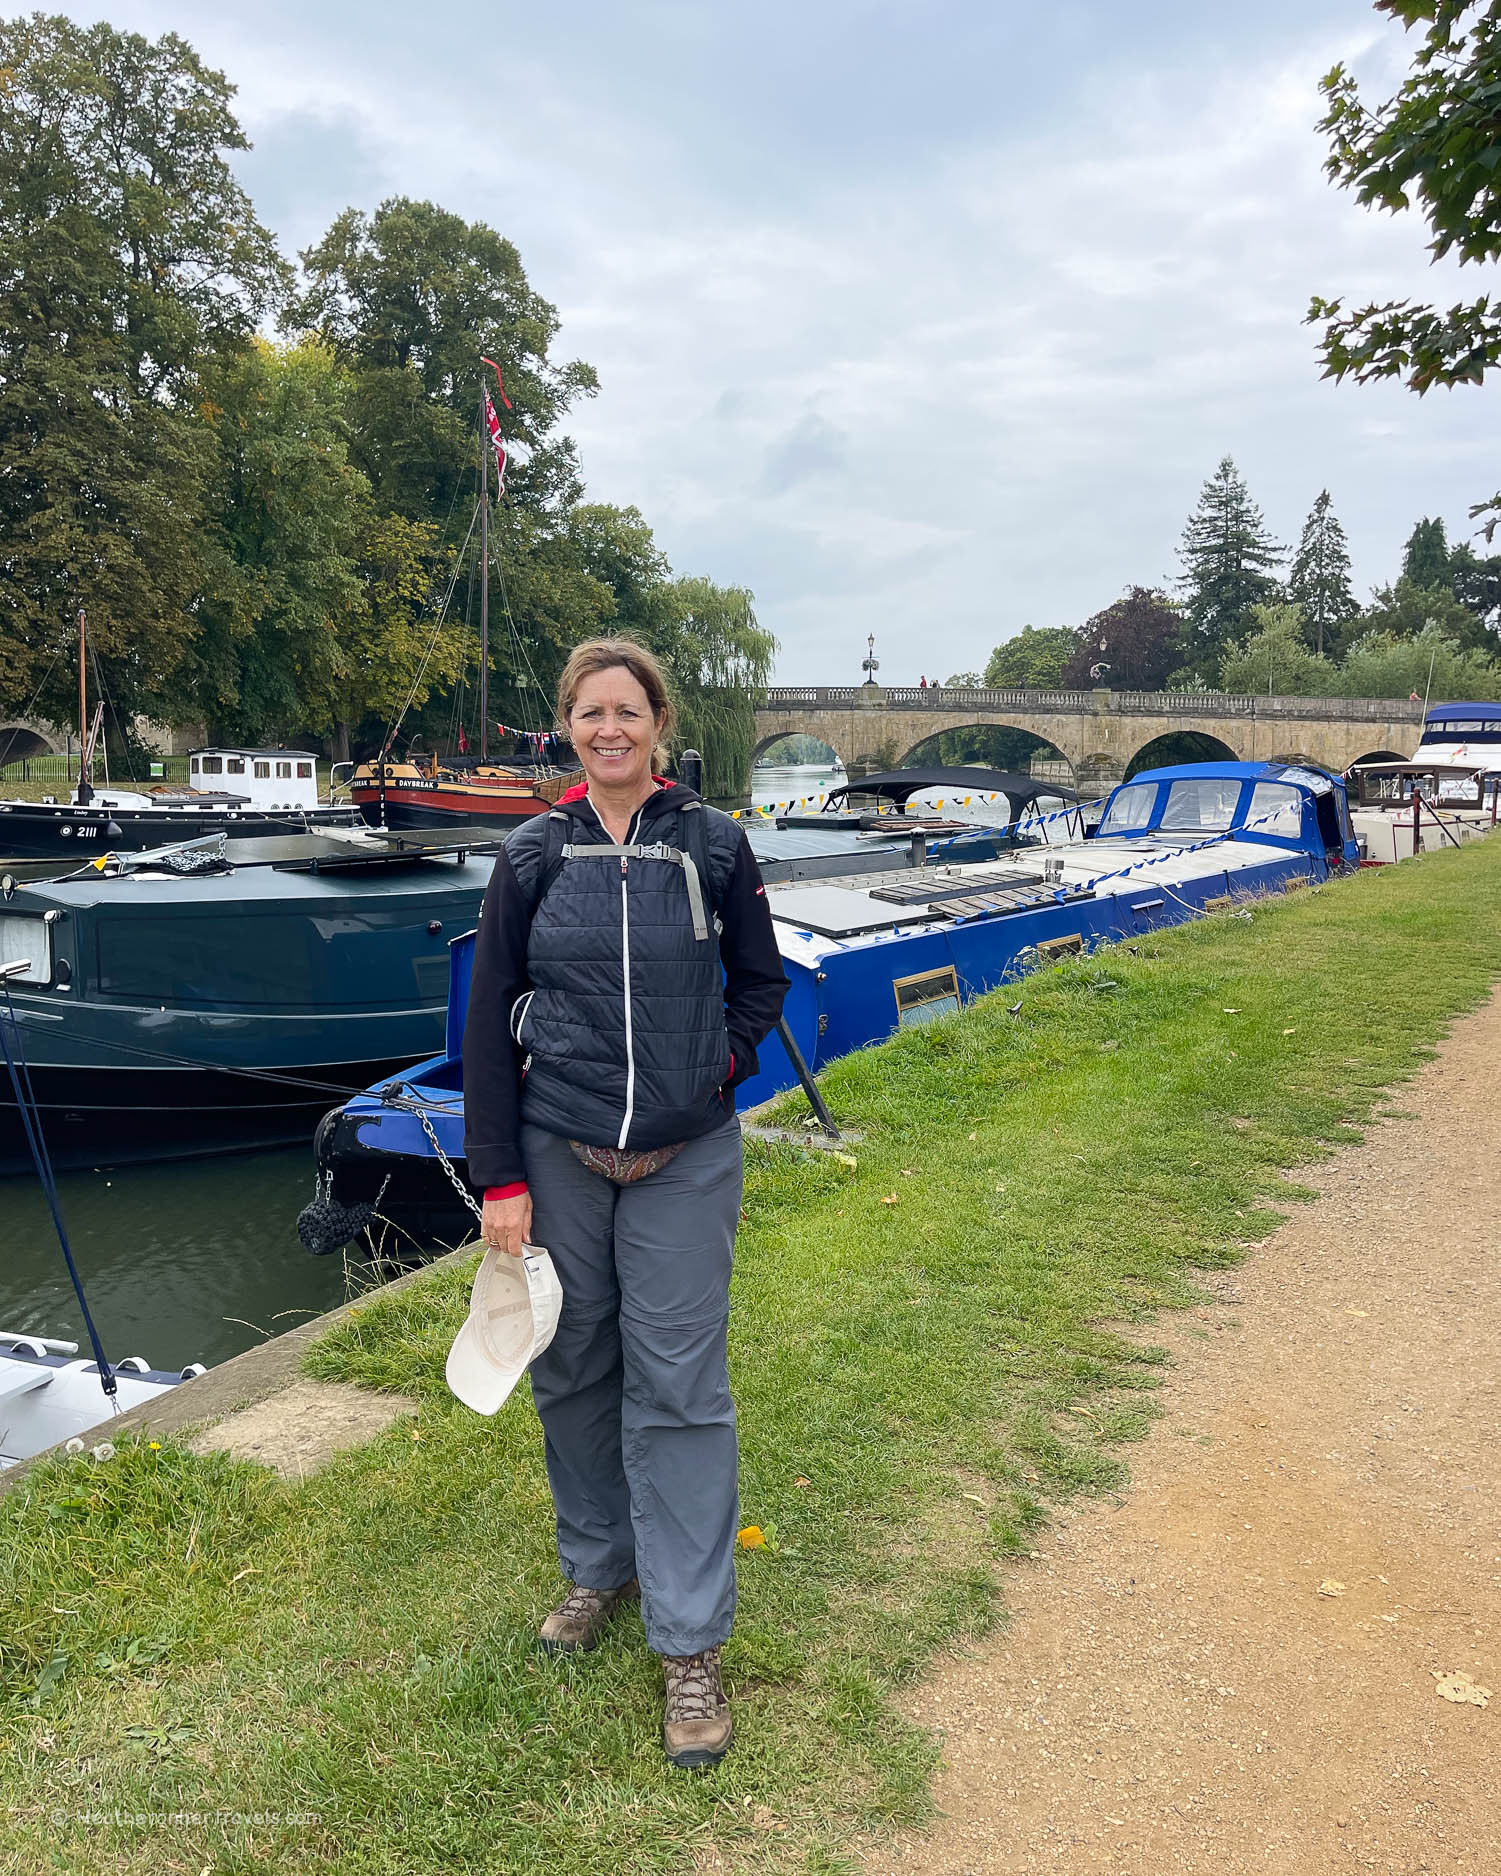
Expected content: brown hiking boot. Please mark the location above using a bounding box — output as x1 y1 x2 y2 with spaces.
537 1578 639 1655
662 1646 732 1769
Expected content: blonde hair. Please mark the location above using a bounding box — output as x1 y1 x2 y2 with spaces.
556 638 676 738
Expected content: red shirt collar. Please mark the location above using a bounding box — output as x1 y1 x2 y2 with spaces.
558 777 678 805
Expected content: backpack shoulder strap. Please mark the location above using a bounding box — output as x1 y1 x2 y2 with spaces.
523 808 572 919
678 798 723 937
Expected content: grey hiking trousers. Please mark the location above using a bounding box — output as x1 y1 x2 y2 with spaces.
522 1113 743 1656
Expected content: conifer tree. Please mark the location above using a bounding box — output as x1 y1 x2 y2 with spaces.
1287 490 1357 657
1400 516 1451 590
1177 457 1285 666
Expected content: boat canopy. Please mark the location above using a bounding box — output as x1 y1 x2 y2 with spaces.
1423 702 1501 728
824 768 1078 809
1097 761 1353 857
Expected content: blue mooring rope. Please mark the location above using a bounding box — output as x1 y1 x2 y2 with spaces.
0 983 117 1400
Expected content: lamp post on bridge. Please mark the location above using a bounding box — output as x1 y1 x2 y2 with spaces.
860 632 880 688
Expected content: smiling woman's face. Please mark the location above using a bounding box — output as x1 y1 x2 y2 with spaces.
567 665 665 797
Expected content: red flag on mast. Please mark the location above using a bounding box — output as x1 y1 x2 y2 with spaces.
480 357 511 496
487 388 510 495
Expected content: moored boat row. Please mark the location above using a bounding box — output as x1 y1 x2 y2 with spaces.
307 759 1362 1250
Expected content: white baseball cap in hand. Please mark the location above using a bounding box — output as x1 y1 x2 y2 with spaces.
446 1244 563 1414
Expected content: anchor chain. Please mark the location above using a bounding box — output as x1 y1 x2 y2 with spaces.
418 1107 485 1230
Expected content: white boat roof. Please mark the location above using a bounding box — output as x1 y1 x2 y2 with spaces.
1353 758 1486 774
190 747 319 759
767 832 1299 962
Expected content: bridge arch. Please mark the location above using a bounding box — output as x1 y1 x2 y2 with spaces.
1348 747 1408 771
1125 730 1241 780
900 721 1076 787
751 729 842 768
0 723 64 763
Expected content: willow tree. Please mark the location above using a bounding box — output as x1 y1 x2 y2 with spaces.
563 505 775 796
659 577 776 797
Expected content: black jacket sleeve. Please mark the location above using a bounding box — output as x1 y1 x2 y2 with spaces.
461 848 532 1189
718 829 790 1090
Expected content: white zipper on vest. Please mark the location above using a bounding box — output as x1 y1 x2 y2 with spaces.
616 800 647 1149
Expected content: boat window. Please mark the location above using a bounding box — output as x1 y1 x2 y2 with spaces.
227 757 245 775
0 915 51 984
1098 784 1157 835
276 761 293 779
1159 777 1241 832
1246 782 1302 837
201 755 222 776
297 761 313 779
254 760 270 778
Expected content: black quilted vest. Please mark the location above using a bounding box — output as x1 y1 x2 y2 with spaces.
508 790 736 1151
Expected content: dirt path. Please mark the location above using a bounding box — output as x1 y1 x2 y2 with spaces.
875 988 1501 1876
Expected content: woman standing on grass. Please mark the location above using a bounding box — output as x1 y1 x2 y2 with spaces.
462 637 788 1769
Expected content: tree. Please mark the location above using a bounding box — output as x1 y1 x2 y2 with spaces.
1177 458 1285 664
187 339 461 753
943 671 982 687
1219 603 1338 696
659 576 776 796
1059 586 1186 689
982 625 1078 689
564 504 775 795
1335 621 1501 698
1288 491 1358 656
1349 573 1496 651
297 197 618 743
0 13 286 733
297 197 598 525
1401 515 1452 588
1311 2 1501 395
189 339 366 742
1448 538 1501 630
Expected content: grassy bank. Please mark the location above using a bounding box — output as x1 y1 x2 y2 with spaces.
4 839 1501 1874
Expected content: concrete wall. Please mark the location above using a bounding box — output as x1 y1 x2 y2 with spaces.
753 687 1425 789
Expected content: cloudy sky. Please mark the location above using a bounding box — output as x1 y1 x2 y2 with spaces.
60 0 1500 681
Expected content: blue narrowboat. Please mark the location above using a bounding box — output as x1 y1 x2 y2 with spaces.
304 762 1358 1252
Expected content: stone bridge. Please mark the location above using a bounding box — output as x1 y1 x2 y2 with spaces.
0 717 67 764
753 686 1426 792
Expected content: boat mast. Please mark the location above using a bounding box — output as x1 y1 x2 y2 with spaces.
76 608 89 799
478 380 489 766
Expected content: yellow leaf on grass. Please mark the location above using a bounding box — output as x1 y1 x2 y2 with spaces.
737 1526 767 1549
1283 1027 1297 1035
880 1193 899 1205
1433 1670 1491 1707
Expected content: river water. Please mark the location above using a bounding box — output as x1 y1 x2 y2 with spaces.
0 1147 355 1373
0 763 848 1377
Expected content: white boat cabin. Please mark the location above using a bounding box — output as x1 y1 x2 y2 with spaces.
188 748 321 810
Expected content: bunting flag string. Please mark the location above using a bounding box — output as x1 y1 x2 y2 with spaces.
491 722 565 757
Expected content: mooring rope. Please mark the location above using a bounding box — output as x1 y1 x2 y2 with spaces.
0 980 117 1401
